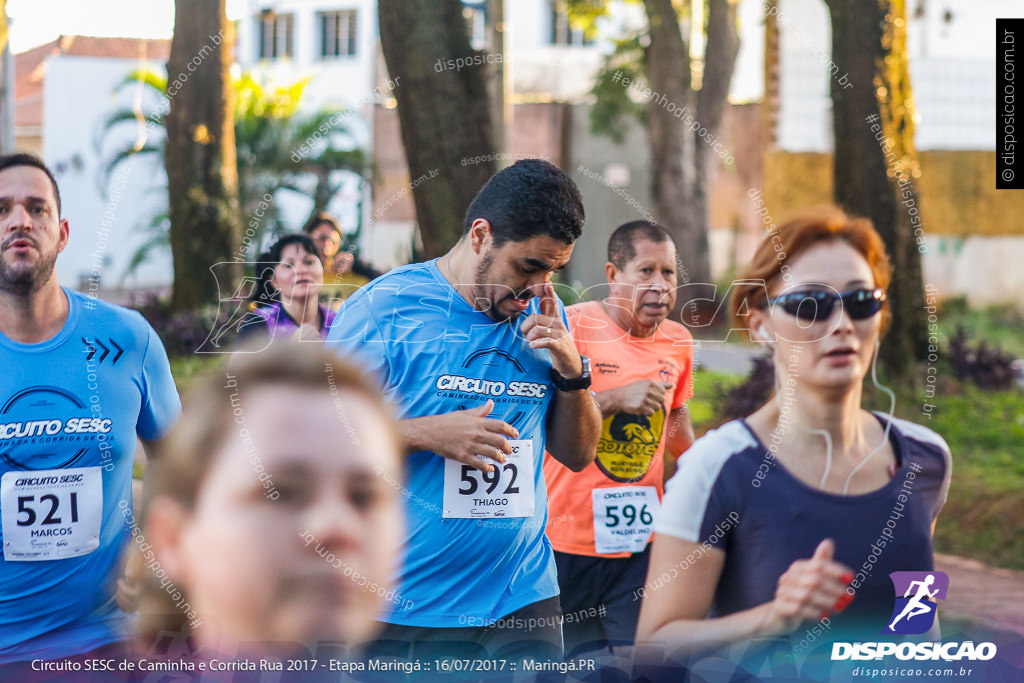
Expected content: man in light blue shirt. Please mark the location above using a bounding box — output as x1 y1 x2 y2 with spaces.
328 159 601 659
0 153 180 667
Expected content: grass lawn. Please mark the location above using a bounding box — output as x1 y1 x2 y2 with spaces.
915 386 1024 569
687 368 744 437
169 354 228 394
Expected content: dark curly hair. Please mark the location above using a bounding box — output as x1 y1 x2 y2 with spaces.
250 234 323 307
463 158 585 247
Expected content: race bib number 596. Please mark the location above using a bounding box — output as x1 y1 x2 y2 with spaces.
2 467 102 561
592 486 659 554
443 440 535 518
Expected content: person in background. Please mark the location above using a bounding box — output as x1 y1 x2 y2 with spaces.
303 212 380 305
636 208 950 668
236 234 335 342
0 153 180 670
327 158 601 660
138 345 404 663
544 221 695 657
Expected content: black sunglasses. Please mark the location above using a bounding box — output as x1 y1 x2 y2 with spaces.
767 287 886 322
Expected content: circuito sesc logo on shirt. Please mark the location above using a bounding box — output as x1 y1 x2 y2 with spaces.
1 387 110 471
594 408 664 483
433 347 549 430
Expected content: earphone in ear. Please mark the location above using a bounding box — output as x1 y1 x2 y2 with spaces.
756 328 773 343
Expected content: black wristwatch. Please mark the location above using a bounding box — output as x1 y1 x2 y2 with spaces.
550 355 592 391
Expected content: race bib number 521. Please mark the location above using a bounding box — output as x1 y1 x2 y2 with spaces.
2 467 102 561
443 440 535 518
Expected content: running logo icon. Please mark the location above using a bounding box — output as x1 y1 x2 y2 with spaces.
883 571 949 634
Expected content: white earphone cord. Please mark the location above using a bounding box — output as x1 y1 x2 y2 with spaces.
772 339 895 494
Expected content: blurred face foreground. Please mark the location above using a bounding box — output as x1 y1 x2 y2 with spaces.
148 384 402 650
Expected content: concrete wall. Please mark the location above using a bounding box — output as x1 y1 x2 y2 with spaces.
368 99 770 290
566 101 770 293
764 150 1024 237
762 150 1024 307
565 103 653 295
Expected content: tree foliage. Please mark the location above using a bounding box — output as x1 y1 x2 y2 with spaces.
588 35 646 144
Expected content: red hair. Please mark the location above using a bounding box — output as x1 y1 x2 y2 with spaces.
730 206 892 333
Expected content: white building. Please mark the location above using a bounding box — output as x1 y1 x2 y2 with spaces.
15 37 173 293
234 0 655 269
769 0 1013 306
774 0 998 152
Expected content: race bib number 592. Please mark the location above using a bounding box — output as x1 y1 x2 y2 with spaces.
2 467 102 561
443 440 535 518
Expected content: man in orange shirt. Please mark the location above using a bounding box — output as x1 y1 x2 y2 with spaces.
544 221 695 656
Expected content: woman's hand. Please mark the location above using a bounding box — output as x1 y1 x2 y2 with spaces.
767 539 854 633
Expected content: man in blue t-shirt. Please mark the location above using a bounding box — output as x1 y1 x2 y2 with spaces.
327 159 601 659
0 153 181 665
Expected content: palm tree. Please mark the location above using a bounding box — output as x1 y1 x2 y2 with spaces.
96 69 370 274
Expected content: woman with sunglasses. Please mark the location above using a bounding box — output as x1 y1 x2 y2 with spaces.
635 208 950 661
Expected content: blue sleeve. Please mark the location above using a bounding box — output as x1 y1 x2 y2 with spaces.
325 292 392 388
137 321 182 440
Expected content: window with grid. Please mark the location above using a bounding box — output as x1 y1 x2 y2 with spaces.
256 12 294 59
320 9 358 58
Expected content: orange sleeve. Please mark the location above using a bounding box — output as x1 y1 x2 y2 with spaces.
671 345 693 408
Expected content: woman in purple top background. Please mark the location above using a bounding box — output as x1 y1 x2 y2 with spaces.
237 234 336 342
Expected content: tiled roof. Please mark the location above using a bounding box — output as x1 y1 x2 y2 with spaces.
15 36 170 128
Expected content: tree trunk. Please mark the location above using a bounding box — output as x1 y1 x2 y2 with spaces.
643 0 698 297
825 0 926 378
378 0 498 257
643 0 738 321
695 0 740 309
165 0 241 311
